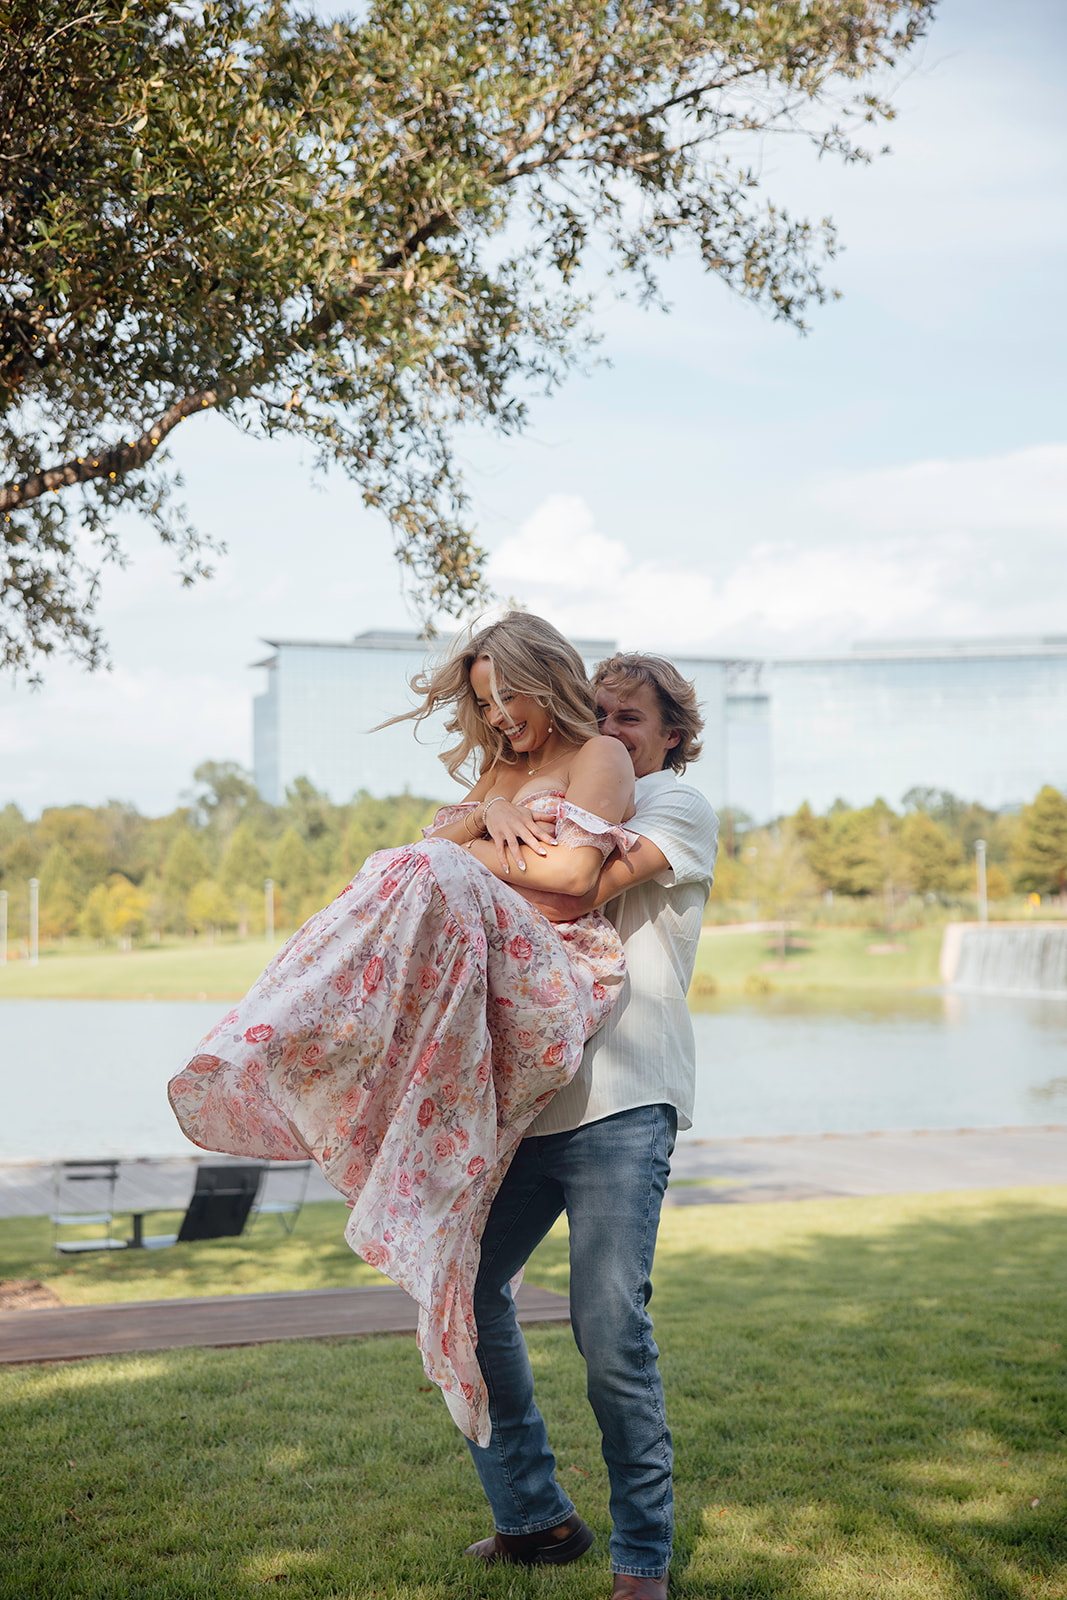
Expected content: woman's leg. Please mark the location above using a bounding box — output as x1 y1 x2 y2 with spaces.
466 1138 574 1533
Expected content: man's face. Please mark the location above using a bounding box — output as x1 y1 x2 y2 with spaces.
596 679 679 779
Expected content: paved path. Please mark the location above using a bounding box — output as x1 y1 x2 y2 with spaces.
2 1127 1063 1221
0 1282 569 1366
666 1125 1067 1203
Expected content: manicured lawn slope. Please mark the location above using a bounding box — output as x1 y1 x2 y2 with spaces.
0 923 948 1003
0 937 291 1001
2 1188 1064 1598
690 923 945 997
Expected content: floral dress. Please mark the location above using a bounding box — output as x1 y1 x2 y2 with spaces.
168 791 636 1445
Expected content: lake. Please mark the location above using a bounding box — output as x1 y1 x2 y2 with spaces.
3 992 1066 1162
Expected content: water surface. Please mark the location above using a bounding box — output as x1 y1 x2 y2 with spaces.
2 992 1065 1162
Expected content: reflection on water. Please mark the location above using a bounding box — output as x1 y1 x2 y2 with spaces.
688 989 1067 1141
2 991 1066 1161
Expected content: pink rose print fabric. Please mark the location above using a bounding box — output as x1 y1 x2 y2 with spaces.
168 794 636 1445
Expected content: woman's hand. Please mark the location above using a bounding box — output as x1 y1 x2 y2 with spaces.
482 795 556 876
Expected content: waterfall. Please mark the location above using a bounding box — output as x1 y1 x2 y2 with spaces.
948 925 1067 997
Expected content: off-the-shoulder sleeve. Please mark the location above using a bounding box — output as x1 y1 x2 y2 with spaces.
555 801 640 860
422 802 480 837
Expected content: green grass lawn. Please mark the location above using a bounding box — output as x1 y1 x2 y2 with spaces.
690 922 945 1000
2 1188 1064 1598
0 924 947 1003
0 936 292 1001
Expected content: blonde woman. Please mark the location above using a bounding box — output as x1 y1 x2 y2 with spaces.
169 613 635 1445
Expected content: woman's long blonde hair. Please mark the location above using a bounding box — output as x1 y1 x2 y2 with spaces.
392 612 599 783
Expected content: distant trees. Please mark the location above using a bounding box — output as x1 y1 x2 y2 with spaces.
2 772 1067 951
0 766 440 948
712 784 1067 921
1012 786 1067 896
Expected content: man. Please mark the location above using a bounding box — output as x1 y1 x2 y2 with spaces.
464 652 719 1600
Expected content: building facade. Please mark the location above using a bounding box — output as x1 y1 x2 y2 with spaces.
253 631 1067 819
253 631 617 808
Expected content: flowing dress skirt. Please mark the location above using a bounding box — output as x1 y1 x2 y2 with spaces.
168 838 624 1444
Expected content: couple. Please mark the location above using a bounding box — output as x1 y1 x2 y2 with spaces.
169 612 718 1599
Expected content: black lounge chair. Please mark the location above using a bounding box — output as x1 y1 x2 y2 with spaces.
133 1163 265 1250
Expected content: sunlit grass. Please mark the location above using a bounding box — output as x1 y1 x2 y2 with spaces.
0 924 953 1004
3 1188 1065 1597
689 923 946 999
0 934 294 1001
0 1202 388 1304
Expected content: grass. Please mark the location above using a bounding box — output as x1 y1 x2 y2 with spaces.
0 936 293 1001
2 1187 1065 1598
0 924 948 1004
690 923 946 1000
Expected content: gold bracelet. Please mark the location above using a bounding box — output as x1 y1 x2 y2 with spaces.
463 806 483 838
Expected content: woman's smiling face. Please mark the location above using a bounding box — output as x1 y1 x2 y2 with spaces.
469 655 552 756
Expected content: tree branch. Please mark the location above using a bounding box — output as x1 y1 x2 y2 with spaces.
0 383 233 513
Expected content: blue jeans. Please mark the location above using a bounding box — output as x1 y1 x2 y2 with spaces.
466 1104 677 1578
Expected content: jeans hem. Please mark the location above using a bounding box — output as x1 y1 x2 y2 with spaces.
611 1564 670 1579
493 1503 577 1537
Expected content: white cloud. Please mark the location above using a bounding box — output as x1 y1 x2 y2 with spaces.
489 487 1066 659
812 443 1067 535
0 664 248 816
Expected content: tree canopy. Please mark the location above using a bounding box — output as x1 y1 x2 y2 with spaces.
0 0 934 673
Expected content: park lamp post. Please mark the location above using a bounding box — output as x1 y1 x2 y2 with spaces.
264 878 275 944
0 888 6 966
29 877 39 965
975 839 988 925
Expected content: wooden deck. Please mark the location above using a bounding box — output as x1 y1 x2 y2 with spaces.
0 1282 570 1365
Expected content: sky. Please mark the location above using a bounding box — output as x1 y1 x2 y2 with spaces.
3 0 1065 817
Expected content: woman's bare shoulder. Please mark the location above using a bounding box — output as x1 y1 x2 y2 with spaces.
572 734 634 779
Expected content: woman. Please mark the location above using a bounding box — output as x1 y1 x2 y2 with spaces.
168 613 635 1444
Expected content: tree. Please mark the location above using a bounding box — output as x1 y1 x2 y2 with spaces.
1012 785 1067 897
220 820 269 935
187 877 235 941
899 810 962 896
161 829 209 927
38 843 80 938
79 881 110 942
191 760 262 836
341 789 440 878
104 873 150 948
1 0 934 672
270 825 318 920
749 820 817 960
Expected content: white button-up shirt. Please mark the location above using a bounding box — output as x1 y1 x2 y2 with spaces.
531 768 719 1135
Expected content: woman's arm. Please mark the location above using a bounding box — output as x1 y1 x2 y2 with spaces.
467 737 634 897
513 834 671 922
423 773 556 856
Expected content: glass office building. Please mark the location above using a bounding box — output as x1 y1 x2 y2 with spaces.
766 639 1067 817
253 630 617 807
253 632 1067 819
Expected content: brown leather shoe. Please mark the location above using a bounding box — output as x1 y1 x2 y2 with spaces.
610 1573 668 1600
464 1512 594 1566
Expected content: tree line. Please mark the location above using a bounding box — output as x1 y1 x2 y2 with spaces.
0 762 437 948
2 768 1066 954
712 784 1067 927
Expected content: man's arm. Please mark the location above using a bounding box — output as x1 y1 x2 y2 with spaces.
513 833 672 922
